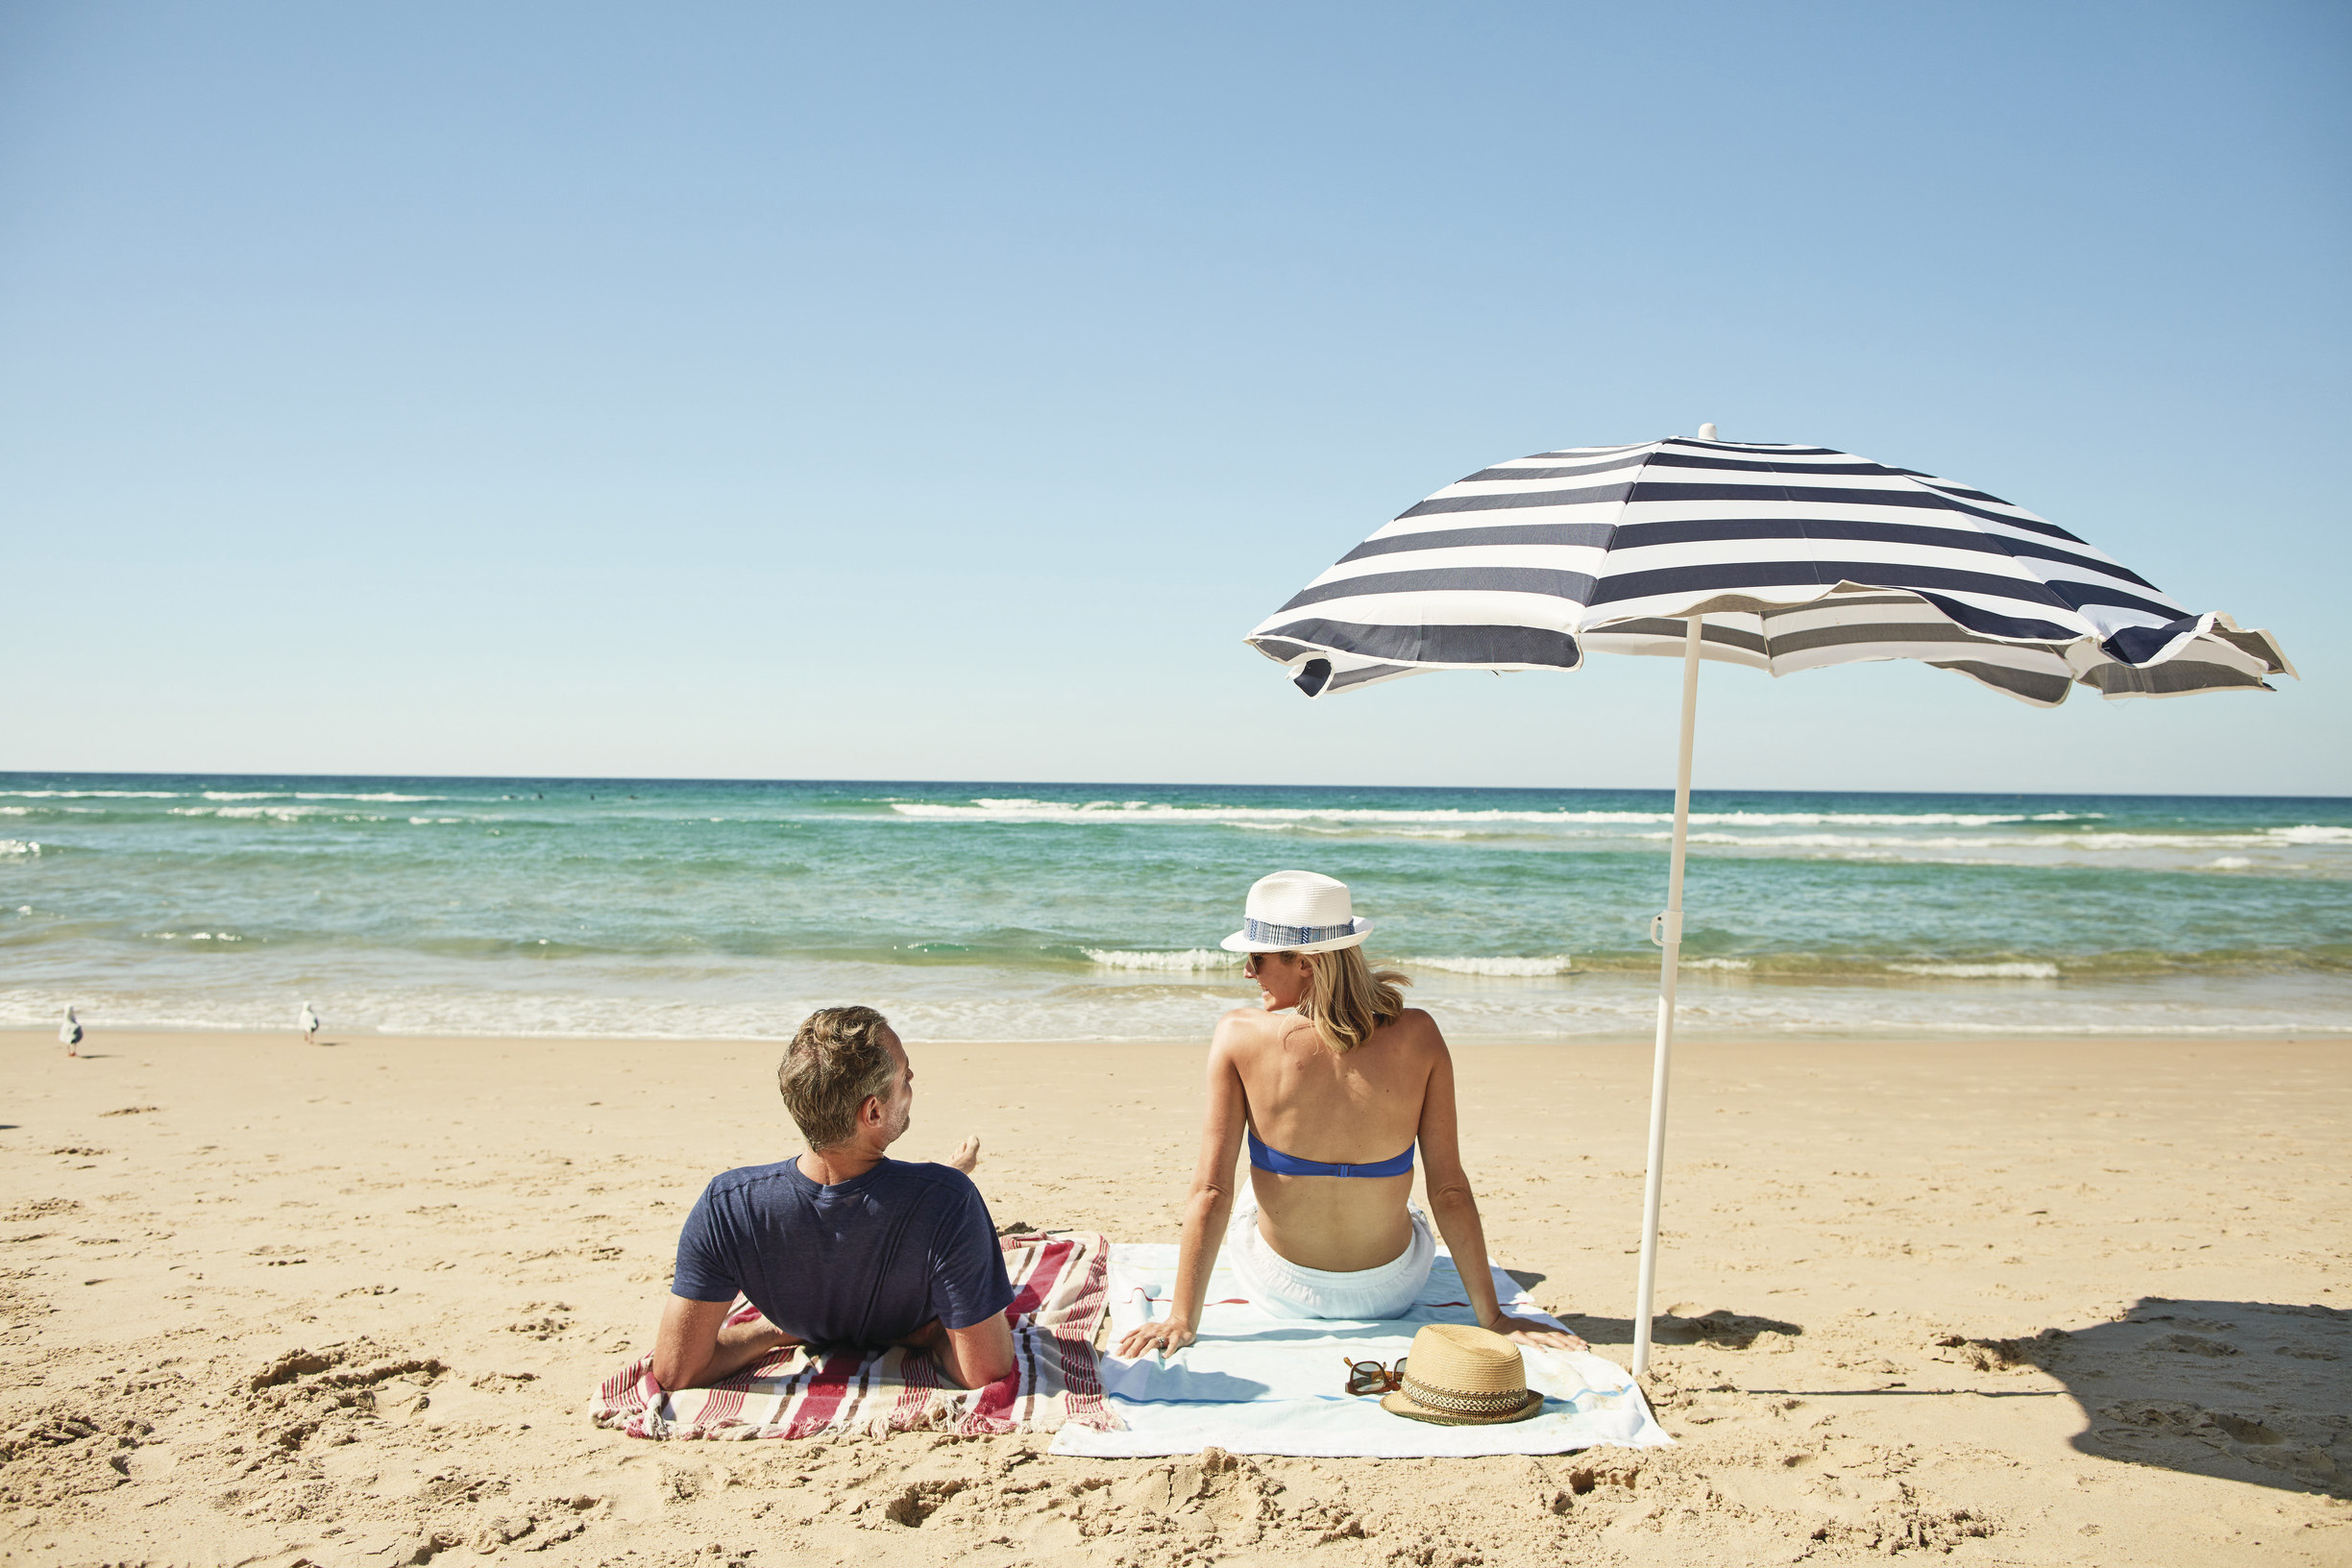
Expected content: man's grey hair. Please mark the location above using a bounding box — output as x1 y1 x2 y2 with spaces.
778 1005 896 1151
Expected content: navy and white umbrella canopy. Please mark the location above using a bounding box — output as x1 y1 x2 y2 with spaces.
1242 429 2293 1377
1246 433 2292 704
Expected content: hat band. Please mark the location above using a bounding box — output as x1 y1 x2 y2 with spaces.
1398 1373 1531 1416
1243 916 1355 946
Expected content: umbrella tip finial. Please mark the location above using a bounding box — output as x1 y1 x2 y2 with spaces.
1697 422 1718 441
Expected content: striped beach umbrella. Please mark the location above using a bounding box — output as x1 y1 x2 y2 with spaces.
1243 427 2295 1375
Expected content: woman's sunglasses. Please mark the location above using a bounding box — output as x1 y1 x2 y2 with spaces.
1342 1356 1406 1396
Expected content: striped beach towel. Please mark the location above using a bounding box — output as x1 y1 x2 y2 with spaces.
588 1232 1117 1440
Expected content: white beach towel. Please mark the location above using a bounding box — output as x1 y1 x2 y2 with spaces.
1049 1243 1671 1459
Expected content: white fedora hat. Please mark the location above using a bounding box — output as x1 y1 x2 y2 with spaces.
1220 870 1374 954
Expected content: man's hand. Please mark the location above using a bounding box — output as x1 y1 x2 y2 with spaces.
1485 1311 1588 1351
1115 1317 1197 1359
947 1136 981 1175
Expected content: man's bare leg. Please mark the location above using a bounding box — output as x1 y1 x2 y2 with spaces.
948 1136 980 1174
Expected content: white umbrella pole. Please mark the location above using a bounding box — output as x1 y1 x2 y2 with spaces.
1631 614 1703 1377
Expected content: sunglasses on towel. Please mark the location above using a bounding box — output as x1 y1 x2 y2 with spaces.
1342 1357 1406 1396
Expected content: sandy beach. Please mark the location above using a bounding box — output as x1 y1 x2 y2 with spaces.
2 1027 2346 1567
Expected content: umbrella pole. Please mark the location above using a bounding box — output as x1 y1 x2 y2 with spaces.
1632 614 1703 1377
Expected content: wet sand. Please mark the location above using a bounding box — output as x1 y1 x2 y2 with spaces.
2 1028 2346 1567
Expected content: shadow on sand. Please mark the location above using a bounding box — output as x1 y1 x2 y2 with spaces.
1665 1296 2345 1496
2032 1297 2342 1504
1965 1297 2347 1498
1559 1305 1804 1351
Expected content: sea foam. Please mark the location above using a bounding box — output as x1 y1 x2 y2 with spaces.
1084 948 1240 971
890 799 2103 830
1404 954 1576 976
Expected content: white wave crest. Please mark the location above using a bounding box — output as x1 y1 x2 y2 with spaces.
305 792 441 802
1404 954 1575 976
1683 958 1753 970
888 799 2104 831
201 790 443 802
200 804 380 821
0 839 39 856
1645 828 2352 853
1084 948 1241 971
1886 962 2059 979
0 789 183 798
2209 857 2253 870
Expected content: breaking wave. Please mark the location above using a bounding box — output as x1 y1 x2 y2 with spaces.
890 797 2108 830
1084 948 1240 971
1403 954 1576 976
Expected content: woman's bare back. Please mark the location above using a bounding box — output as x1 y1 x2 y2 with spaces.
1224 1005 1440 1272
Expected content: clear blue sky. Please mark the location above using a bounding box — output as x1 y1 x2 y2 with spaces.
5 2 2345 793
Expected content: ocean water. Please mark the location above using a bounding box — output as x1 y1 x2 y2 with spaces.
3 773 2348 1043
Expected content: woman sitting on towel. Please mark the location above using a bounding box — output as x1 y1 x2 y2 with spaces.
1117 870 1585 1357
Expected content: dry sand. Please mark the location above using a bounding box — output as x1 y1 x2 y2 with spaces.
2 1027 2347 1568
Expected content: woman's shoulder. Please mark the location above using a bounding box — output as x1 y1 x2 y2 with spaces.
1375 1006 1447 1051
1212 1006 1285 1044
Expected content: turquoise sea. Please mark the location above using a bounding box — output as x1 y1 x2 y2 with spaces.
3 773 2348 1042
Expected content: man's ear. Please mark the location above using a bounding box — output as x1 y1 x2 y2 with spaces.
859 1094 884 1128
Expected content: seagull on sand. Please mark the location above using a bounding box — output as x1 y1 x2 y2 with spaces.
300 1002 321 1044
61 1006 82 1058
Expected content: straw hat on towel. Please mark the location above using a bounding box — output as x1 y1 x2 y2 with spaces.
1381 1323 1545 1425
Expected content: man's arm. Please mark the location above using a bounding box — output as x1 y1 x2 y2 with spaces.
901 1311 1017 1388
649 1295 796 1389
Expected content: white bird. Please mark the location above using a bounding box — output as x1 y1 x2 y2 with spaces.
300 1002 321 1044
61 1006 82 1058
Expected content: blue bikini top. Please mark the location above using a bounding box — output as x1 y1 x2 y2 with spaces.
1247 1127 1414 1179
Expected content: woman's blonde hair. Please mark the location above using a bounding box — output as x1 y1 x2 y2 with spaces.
1297 945 1410 1055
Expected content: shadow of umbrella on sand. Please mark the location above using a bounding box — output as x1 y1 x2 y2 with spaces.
1241 426 2296 1376
1994 1296 2352 1497
1696 1299 2352 1499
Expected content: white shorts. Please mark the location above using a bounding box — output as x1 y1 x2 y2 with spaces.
1227 1191 1436 1321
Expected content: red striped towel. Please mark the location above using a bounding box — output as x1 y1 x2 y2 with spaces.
588 1231 1118 1440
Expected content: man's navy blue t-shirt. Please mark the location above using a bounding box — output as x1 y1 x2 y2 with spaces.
671 1158 1014 1350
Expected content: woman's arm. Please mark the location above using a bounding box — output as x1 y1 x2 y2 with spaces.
1416 1033 1587 1350
1115 1021 1250 1358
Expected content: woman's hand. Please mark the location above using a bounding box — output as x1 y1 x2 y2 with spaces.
1486 1312 1588 1351
1115 1317 1198 1359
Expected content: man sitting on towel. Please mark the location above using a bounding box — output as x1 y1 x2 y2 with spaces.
649 1005 1017 1390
